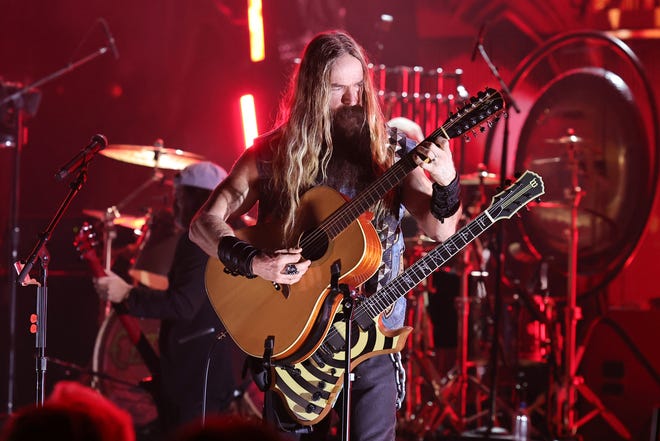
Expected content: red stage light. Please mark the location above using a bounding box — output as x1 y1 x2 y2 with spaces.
240 94 258 148
248 0 265 62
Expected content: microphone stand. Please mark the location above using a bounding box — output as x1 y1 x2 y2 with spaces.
0 46 114 108
3 41 115 414
17 165 91 406
473 36 520 437
330 261 358 441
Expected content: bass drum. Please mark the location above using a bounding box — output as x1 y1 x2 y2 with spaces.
92 309 161 429
92 311 265 429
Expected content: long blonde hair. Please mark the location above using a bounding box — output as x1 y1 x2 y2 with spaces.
272 30 392 241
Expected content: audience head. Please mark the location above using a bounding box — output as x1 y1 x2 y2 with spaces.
168 414 285 441
0 381 135 441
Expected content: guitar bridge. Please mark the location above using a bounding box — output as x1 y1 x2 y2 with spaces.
271 282 290 298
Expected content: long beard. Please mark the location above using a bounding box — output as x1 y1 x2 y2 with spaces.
322 105 375 193
330 105 371 160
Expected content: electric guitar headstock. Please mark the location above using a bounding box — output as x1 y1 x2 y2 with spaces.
73 222 106 278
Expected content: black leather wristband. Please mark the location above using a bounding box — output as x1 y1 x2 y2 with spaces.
217 236 259 278
430 174 461 223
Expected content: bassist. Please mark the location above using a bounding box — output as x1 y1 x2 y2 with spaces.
93 162 246 432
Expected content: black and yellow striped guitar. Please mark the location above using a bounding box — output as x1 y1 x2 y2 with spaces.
271 170 545 425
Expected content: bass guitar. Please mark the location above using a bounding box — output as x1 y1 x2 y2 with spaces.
270 170 545 425
206 88 505 361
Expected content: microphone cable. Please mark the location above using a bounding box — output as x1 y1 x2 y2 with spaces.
201 331 228 426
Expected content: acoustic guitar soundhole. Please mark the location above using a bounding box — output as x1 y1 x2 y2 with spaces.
300 229 329 261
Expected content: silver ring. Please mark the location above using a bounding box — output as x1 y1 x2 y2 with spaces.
285 264 298 275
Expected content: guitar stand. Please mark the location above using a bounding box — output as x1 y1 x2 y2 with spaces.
261 335 275 424
261 336 312 435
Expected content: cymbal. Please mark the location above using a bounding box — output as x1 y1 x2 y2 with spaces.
101 144 205 170
460 171 499 186
83 209 147 230
404 234 437 253
530 156 562 165
526 201 616 230
544 135 586 144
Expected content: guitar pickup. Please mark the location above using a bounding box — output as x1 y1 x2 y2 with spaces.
354 314 373 331
325 333 345 353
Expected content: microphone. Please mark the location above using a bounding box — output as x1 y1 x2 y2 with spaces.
99 18 119 60
55 134 108 181
471 22 487 62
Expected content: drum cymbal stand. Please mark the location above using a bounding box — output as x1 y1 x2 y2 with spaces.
554 132 630 440
96 163 169 304
401 242 460 437
442 231 507 433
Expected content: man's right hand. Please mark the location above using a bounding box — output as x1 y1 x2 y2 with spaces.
93 270 132 303
251 247 311 284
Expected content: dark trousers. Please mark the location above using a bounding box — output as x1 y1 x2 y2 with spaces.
300 354 398 441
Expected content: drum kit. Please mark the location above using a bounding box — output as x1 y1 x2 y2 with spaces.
398 158 578 439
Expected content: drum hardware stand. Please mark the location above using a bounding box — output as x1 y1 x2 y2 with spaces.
95 153 169 317
439 240 500 434
46 356 147 390
471 25 519 437
99 152 168 268
553 132 631 440
400 243 461 437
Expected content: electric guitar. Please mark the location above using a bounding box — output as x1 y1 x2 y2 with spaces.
270 170 545 425
73 223 161 380
206 88 505 361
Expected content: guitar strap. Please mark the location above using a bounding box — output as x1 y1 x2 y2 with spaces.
364 127 412 319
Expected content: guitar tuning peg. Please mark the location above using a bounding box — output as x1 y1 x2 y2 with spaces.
463 134 471 143
480 125 486 133
514 171 522 179
535 197 542 203
505 179 512 186
487 120 494 128
472 129 478 137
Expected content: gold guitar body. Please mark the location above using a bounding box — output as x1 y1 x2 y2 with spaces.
205 186 383 360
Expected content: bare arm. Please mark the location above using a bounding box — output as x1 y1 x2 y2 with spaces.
189 148 311 283
189 148 260 258
402 137 461 242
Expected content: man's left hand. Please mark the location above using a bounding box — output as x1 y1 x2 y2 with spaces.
415 137 457 186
